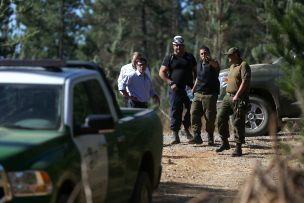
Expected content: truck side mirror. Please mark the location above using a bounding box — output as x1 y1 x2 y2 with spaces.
85 114 114 130
74 114 115 135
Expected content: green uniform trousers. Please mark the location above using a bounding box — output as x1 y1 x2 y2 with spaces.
217 94 247 144
191 92 218 135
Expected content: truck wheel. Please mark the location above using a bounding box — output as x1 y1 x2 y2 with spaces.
131 171 152 203
245 95 272 136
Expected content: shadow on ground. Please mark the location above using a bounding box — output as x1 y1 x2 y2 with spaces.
153 181 236 203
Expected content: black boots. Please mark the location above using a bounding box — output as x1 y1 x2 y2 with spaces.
188 133 213 145
170 131 180 145
232 143 242 157
216 138 230 152
216 140 243 156
184 128 193 140
207 133 214 146
188 133 203 144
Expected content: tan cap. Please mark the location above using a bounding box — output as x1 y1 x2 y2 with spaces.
224 47 240 55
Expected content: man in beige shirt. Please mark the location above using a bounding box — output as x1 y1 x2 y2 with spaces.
216 47 251 156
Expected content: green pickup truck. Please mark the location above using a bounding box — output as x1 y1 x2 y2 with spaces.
0 60 163 203
218 58 301 136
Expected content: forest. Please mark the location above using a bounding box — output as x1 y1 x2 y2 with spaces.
1 1 304 202
0 0 303 108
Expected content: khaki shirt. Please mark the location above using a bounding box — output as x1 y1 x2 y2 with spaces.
226 61 251 94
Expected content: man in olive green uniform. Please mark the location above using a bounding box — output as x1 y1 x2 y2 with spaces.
216 47 251 156
189 45 220 145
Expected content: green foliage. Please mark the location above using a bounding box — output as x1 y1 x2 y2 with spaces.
269 0 304 160
0 0 15 58
14 0 83 59
269 0 304 97
6 0 297 115
179 0 274 68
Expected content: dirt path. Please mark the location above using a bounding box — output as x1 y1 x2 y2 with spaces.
152 133 297 203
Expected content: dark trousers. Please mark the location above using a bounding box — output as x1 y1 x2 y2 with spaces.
217 95 246 144
123 96 129 107
169 88 191 132
129 100 148 108
191 93 218 135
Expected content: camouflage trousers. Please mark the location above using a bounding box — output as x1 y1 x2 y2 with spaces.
217 94 247 144
191 92 218 135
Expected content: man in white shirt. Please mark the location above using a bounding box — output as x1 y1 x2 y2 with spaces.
118 58 159 108
117 52 151 106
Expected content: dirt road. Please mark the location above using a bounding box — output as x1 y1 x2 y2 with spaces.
152 133 297 203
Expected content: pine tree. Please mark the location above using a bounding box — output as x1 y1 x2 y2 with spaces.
0 0 15 58
15 0 83 59
269 0 304 161
182 0 274 65
81 0 178 89
269 0 304 99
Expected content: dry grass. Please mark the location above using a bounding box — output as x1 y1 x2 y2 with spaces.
234 113 304 203
154 113 304 203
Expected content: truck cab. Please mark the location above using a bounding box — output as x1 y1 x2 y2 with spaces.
0 60 163 203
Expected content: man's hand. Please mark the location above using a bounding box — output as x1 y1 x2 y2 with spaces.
232 95 238 103
170 83 178 91
208 57 220 69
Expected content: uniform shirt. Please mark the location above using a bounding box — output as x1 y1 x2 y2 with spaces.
117 63 151 92
195 61 220 94
161 52 197 88
226 60 251 94
118 70 157 102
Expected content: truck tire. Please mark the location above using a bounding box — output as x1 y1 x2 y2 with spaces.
245 95 272 136
131 171 152 203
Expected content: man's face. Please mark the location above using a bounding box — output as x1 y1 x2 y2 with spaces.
200 49 210 61
131 53 141 66
136 62 146 74
173 44 185 55
227 52 238 64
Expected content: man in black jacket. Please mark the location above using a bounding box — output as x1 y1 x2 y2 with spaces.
159 36 197 144
189 45 220 145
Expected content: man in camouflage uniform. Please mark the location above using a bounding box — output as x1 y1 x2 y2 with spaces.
216 47 251 156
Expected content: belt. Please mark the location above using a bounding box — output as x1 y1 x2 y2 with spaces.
196 91 216 95
226 92 236 96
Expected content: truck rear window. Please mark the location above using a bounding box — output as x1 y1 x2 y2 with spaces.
0 84 62 130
